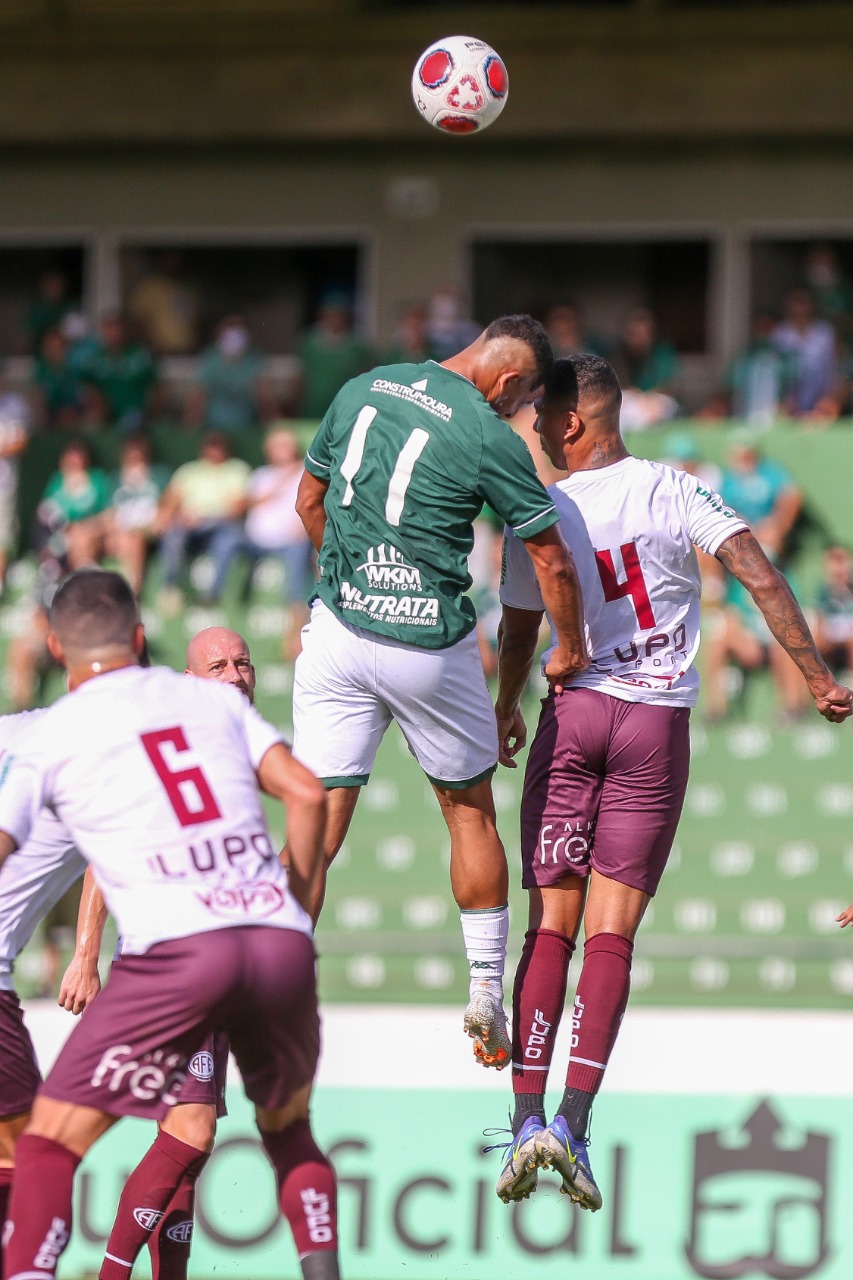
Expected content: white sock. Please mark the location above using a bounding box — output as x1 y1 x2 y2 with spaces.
460 905 508 1004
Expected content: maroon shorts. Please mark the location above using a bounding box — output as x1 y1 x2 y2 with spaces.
0 989 41 1117
521 689 690 896
41 927 319 1121
179 1031 229 1118
111 955 229 1118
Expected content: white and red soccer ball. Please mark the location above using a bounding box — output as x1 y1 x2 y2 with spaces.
411 36 508 135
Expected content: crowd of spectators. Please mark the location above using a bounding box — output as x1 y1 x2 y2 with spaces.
0 247 851 716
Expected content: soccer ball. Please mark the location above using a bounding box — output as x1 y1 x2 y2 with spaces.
411 35 508 135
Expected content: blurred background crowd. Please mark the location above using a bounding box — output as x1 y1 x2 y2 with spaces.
0 239 851 740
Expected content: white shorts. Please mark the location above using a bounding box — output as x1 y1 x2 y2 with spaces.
292 601 498 788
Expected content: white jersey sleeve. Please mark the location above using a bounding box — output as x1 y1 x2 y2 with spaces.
499 529 545 612
0 740 47 852
676 471 749 555
235 694 285 771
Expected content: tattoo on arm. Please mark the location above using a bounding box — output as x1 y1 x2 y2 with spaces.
716 531 831 692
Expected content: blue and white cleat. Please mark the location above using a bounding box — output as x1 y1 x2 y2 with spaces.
535 1116 603 1211
492 1116 545 1203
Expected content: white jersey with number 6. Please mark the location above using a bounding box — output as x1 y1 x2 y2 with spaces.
0 666 312 953
500 456 748 707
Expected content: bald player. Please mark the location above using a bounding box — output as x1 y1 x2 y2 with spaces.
294 314 587 1069
57 625 262 1280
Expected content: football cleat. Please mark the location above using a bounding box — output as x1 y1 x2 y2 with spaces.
493 1115 545 1203
535 1116 603 1211
463 990 511 1069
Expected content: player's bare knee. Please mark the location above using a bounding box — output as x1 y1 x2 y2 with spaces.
161 1102 217 1153
0 1111 30 1163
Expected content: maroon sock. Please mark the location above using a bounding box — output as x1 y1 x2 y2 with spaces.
0 1165 14 1274
511 928 576 1095
100 1131 208 1280
149 1170 200 1280
566 931 634 1094
4 1134 80 1280
261 1120 338 1261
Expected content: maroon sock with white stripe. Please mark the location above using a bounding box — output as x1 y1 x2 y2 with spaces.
3 1134 80 1280
511 929 575 1106
561 932 634 1136
100 1131 208 1280
260 1120 338 1273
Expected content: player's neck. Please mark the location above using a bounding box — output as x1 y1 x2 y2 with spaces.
567 433 630 475
66 654 139 692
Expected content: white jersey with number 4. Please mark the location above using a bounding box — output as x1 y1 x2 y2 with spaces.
0 666 312 954
501 456 748 707
0 710 85 991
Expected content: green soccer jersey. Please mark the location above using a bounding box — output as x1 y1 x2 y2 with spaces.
304 360 558 649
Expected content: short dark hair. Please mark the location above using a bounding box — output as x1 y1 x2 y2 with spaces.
549 353 622 411
483 314 554 391
50 569 140 651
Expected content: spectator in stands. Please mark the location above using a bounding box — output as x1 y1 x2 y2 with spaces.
241 425 315 658
127 249 201 355
5 587 55 711
704 580 810 725
719 434 802 566
772 288 842 420
35 440 111 574
24 269 74 355
804 243 853 343
813 544 853 680
610 306 680 429
157 430 250 612
0 368 31 593
81 312 158 433
32 327 85 429
296 292 373 419
712 312 799 426
184 314 275 434
424 285 480 362
543 301 607 360
383 302 439 364
106 436 168 596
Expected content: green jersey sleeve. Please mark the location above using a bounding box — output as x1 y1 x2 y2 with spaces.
476 418 558 540
304 408 335 480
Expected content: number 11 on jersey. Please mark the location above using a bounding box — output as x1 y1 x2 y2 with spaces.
339 405 430 528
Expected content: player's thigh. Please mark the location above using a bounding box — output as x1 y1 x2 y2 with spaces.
0 1110 30 1164
379 628 498 786
39 939 233 1123
227 929 320 1116
591 702 691 896
520 689 610 892
292 604 391 784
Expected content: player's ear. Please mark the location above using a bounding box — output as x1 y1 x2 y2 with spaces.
46 631 64 665
132 622 147 660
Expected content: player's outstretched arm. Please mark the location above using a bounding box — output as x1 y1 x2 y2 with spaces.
522 525 588 693
58 865 107 1016
495 605 543 767
295 470 330 553
716 530 853 723
257 743 327 917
